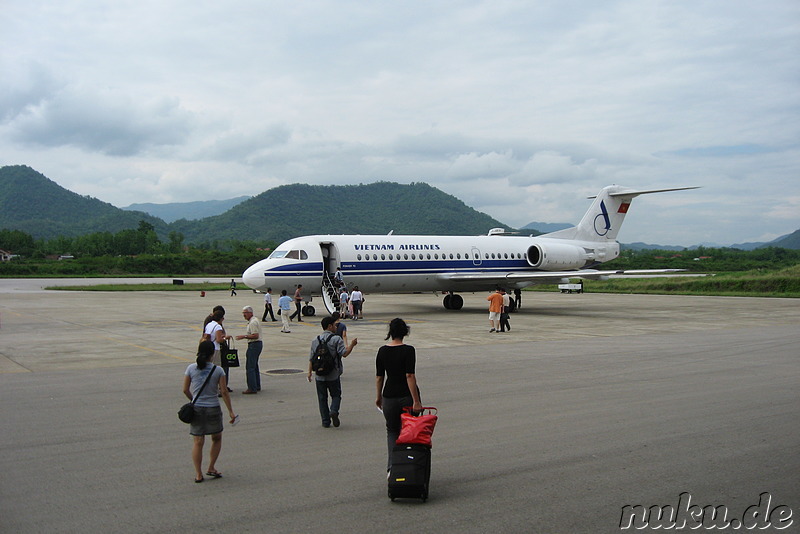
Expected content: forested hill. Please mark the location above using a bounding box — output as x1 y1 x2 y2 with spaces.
1 166 509 244
0 165 167 239
771 229 800 249
171 182 510 244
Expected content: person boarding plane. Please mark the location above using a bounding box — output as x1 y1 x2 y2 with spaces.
242 185 697 314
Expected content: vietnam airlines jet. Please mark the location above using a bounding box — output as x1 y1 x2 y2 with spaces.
242 185 697 314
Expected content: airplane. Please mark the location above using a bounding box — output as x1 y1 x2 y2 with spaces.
241 185 698 315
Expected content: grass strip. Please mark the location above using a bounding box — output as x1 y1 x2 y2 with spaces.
47 283 231 292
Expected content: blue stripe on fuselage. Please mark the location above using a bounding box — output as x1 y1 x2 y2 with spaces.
259 259 533 278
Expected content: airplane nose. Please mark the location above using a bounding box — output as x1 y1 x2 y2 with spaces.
242 263 265 290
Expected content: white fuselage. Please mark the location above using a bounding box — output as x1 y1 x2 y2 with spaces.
242 233 618 295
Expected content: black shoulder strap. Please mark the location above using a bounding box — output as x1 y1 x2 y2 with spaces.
191 365 217 404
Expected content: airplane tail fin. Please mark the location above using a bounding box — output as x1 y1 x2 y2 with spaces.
544 185 699 242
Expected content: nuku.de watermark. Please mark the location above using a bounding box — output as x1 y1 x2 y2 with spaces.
620 492 793 530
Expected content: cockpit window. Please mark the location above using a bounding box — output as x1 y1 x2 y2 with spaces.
268 249 308 260
286 250 308 260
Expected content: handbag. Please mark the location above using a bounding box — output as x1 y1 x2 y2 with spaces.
397 407 438 448
223 339 240 368
178 365 217 423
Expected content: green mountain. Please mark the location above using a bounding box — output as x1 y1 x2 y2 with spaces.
171 182 511 244
0 165 166 240
768 230 800 250
1 166 509 244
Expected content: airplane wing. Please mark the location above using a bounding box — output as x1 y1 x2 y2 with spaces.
439 268 686 286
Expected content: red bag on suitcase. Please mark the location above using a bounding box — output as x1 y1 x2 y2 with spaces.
397 407 438 447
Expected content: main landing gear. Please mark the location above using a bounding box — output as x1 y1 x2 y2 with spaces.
442 293 463 310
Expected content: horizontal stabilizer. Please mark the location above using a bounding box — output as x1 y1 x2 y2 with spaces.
588 186 700 199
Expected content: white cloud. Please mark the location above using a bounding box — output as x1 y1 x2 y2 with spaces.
4 84 195 156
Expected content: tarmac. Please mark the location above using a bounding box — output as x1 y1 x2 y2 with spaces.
0 279 798 533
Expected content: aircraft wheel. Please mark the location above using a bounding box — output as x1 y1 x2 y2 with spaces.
449 294 463 310
443 294 452 309
302 305 315 317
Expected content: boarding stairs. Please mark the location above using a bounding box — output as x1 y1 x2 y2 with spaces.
321 274 340 315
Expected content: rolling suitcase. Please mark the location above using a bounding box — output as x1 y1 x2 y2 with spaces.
388 443 431 502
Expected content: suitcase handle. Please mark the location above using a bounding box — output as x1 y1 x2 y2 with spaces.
403 406 437 416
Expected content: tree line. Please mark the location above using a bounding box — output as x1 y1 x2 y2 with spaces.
0 223 275 276
606 246 800 272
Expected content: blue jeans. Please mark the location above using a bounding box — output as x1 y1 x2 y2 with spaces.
245 341 262 391
315 378 342 426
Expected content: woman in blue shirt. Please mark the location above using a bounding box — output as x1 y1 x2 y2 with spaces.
183 340 237 483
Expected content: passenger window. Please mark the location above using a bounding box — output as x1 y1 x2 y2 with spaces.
357 254 362 260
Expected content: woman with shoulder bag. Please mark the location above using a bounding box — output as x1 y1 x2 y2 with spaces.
203 307 233 392
182 340 237 483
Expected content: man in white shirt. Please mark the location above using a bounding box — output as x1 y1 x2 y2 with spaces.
262 287 276 322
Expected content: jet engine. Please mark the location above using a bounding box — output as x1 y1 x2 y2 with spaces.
526 242 593 270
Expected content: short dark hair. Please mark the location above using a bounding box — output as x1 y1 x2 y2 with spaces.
321 316 336 330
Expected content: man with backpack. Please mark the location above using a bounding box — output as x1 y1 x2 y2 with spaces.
307 316 358 428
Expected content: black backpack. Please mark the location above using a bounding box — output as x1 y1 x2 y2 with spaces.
311 334 338 376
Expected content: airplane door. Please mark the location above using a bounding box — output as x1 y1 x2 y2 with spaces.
320 242 340 275
471 246 482 266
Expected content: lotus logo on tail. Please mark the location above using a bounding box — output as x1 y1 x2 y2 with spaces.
593 200 611 236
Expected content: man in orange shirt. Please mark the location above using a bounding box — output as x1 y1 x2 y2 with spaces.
486 287 504 333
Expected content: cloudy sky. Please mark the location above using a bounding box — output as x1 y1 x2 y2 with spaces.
2 1 798 246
